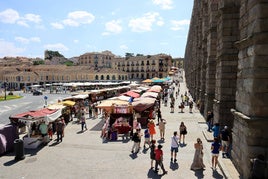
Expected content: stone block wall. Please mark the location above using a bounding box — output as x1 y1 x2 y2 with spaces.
184 0 268 178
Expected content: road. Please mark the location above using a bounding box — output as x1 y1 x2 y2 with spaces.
0 91 70 125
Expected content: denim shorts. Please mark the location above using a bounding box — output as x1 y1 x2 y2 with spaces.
171 147 178 153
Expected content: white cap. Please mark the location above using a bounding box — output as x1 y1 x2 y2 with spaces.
224 126 228 129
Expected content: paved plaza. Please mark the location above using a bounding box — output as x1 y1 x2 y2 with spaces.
0 81 240 179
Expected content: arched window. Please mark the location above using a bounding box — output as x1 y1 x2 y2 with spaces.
106 75 110 80
101 75 104 80
112 75 116 80
95 75 99 80
118 75 121 80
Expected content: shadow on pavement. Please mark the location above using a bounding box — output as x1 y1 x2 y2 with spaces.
193 169 205 179
212 168 224 178
147 168 164 179
169 161 179 170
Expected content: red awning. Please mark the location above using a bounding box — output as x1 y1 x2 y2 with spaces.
12 108 58 119
122 90 140 98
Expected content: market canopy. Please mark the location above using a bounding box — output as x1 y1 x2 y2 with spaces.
152 78 165 83
132 97 156 112
141 91 159 98
121 90 140 98
142 79 152 83
60 100 76 106
96 99 130 113
110 95 131 101
10 108 61 123
147 85 162 93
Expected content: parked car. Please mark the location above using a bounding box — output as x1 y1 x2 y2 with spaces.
33 90 43 96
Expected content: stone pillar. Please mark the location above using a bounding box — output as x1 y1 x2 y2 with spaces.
231 0 268 178
213 0 239 127
204 1 218 117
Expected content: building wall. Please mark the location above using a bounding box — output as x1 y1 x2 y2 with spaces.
184 0 268 178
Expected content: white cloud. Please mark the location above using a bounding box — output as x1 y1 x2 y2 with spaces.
0 8 42 27
51 22 64 29
0 39 25 57
63 11 95 27
152 0 173 10
44 43 69 52
15 37 41 44
101 32 110 36
105 20 122 34
73 40 79 43
0 9 20 24
120 45 128 50
17 20 29 27
30 37 41 42
170 19 190 30
15 37 29 44
128 12 160 32
24 14 41 23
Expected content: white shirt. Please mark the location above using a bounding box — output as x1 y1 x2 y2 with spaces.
171 135 180 148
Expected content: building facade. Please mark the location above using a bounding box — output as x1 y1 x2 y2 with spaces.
112 54 172 80
184 0 268 178
0 52 172 90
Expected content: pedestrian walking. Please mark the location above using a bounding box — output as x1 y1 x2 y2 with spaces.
154 144 167 175
147 119 156 140
158 118 166 140
171 131 180 163
220 126 230 158
190 138 205 170
81 113 87 131
56 119 64 142
39 120 48 144
157 108 162 124
179 122 187 144
206 111 214 132
143 128 150 149
150 139 156 169
178 102 185 113
131 131 141 154
212 123 220 139
211 137 222 170
189 100 193 113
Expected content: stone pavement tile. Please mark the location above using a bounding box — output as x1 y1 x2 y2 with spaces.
0 80 239 179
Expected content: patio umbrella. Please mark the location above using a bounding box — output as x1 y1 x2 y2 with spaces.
152 78 165 83
142 79 152 83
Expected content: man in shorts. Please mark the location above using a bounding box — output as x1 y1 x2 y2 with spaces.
220 126 230 158
170 131 180 163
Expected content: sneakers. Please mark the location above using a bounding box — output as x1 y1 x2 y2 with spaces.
174 159 177 163
171 158 173 162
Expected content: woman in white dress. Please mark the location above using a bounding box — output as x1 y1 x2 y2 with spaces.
190 138 206 170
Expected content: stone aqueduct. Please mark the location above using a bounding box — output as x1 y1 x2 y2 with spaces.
184 0 268 178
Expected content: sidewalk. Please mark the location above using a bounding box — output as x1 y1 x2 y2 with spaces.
0 81 240 179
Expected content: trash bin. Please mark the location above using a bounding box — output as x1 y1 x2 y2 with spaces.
14 139 25 160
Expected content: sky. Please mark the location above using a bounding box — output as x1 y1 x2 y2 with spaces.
0 0 194 59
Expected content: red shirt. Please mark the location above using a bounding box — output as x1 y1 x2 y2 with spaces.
154 148 163 160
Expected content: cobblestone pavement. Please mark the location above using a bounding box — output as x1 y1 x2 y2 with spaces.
0 80 240 179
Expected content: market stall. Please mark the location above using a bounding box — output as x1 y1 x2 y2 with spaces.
10 108 62 149
109 104 133 140
132 97 156 127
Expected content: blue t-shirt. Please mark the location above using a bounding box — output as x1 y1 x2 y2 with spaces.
211 142 221 154
212 125 220 137
144 129 150 138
